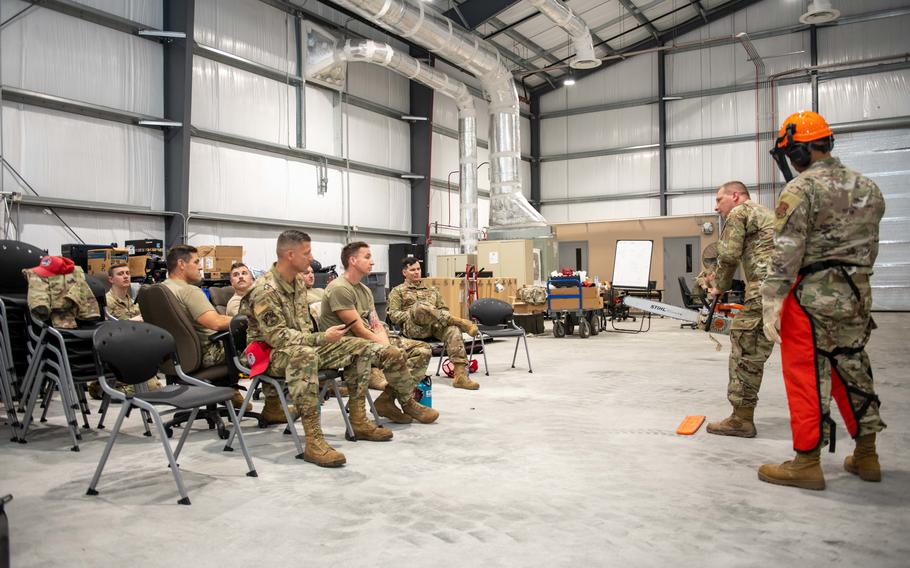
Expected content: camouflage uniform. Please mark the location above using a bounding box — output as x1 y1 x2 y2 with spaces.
762 157 886 451
105 289 139 320
517 286 548 305
24 267 99 328
714 200 776 408
241 265 409 415
388 281 465 365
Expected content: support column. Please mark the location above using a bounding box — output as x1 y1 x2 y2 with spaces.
163 0 195 246
409 47 434 245
657 47 668 216
530 96 542 211
810 25 819 112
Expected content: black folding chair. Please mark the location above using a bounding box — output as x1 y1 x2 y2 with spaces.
469 298 532 376
86 321 256 505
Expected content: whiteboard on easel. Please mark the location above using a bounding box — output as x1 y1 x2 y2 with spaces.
612 240 653 289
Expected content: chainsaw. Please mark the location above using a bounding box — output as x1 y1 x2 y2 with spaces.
622 295 741 335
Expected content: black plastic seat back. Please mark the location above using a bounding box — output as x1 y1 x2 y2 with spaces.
85 275 108 312
470 298 513 327
0 240 44 294
228 316 248 357
93 321 176 385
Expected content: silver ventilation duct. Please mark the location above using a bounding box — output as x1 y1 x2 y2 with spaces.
327 0 549 240
527 0 601 70
333 40 480 253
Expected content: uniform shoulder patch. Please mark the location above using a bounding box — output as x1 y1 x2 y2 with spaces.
775 201 790 218
261 310 280 327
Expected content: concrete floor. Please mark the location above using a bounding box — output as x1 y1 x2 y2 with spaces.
2 314 908 567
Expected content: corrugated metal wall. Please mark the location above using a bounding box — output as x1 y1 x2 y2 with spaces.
538 0 910 309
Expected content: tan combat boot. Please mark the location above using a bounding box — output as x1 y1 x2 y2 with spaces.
231 389 245 409
706 406 756 438
758 446 825 490
301 410 345 468
401 397 439 424
348 390 393 441
374 387 412 424
452 316 479 337
452 362 479 390
844 433 881 482
369 367 388 391
261 396 296 425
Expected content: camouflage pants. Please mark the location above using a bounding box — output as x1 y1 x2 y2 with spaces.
390 335 432 390
402 305 467 365
265 344 320 416
727 301 774 408
794 271 885 442
202 341 226 368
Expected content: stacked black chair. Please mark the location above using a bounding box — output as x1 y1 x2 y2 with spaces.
469 298 533 376
678 276 705 330
86 321 256 505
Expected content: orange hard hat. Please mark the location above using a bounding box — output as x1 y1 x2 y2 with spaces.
776 111 833 148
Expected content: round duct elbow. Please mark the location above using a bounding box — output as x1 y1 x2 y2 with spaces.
799 0 840 25
570 57 601 70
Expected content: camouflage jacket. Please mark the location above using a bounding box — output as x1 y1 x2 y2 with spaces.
762 156 885 302
240 264 325 350
24 267 100 329
714 200 775 303
517 286 548 305
387 280 447 330
106 289 140 320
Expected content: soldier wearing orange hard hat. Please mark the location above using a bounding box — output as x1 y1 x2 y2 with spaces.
759 110 887 490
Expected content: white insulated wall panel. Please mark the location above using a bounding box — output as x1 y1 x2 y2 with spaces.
818 69 910 124
540 53 658 112
347 173 410 233
343 106 410 172
668 90 758 143
0 8 163 116
673 0 805 45
431 133 492 191
540 152 658 200
668 140 760 190
775 83 813 123
541 104 658 156
304 85 337 156
346 62 409 113
835 0 910 16
2 104 164 208
818 14 910 65
667 33 809 94
668 194 715 216
542 198 660 224
427 188 491 233
194 0 295 74
192 57 295 145
188 139 345 225
14 209 165 256
71 0 163 27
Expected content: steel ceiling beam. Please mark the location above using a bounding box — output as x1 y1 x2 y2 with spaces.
530 0 766 96
617 0 660 41
688 0 708 22
442 0 522 30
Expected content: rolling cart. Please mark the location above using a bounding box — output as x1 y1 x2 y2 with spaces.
546 277 604 339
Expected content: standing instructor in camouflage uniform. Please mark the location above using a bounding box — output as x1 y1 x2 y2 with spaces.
758 111 886 491
388 256 480 390
704 181 775 438
242 230 410 468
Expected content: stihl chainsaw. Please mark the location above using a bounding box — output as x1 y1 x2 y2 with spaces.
622 295 741 334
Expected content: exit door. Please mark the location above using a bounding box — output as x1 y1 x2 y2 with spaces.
663 236 700 307
558 241 588 273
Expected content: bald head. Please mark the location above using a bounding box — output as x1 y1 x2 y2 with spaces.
715 181 751 218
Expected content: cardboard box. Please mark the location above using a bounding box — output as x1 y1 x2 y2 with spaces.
87 248 129 275
125 239 164 257
548 285 602 312
197 245 243 273
128 255 149 277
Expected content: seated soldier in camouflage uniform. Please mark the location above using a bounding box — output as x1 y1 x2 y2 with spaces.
242 230 411 467
159 245 242 407
87 264 161 398
320 242 438 425
387 256 479 390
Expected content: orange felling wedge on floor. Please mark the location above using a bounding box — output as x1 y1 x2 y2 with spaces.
676 415 706 435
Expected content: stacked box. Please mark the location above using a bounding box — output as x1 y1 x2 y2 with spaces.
125 239 164 257
87 248 129 275
197 245 244 278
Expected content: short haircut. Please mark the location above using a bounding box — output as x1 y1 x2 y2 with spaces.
401 255 421 270
721 181 750 199
341 241 369 269
165 244 198 273
276 230 311 257
230 262 249 273
108 264 129 277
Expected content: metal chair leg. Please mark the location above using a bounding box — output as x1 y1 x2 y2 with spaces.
86 402 130 496
172 408 199 461
96 394 110 429
224 404 257 477
225 376 259 451
479 335 489 376
523 334 533 373
511 336 520 368
150 409 192 505
331 381 356 441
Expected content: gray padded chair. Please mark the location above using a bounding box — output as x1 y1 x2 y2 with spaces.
87 321 256 505
208 286 235 315
469 298 533 376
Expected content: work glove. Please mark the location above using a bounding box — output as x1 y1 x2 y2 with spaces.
761 292 784 344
